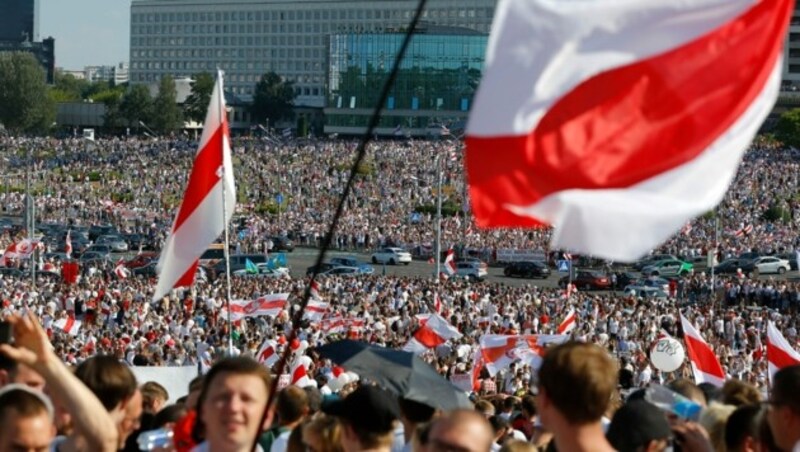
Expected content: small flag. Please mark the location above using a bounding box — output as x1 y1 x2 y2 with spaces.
556 309 577 334
114 259 130 279
245 258 259 274
680 313 725 387
65 230 72 259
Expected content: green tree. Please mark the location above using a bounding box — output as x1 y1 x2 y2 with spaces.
250 72 295 126
0 52 55 133
120 84 153 130
183 72 214 123
151 75 183 133
52 70 88 101
775 108 800 148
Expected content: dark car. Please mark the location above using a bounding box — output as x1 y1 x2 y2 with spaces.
559 270 612 290
269 236 295 252
713 258 746 275
777 253 799 271
613 271 640 290
504 261 550 279
132 262 158 277
306 263 336 276
89 224 119 241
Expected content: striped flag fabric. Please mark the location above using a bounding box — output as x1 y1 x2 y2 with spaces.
310 279 322 300
65 230 72 259
256 339 279 367
291 361 313 387
767 321 800 383
735 224 754 237
153 70 236 301
303 300 330 322
404 313 462 354
680 313 725 387
465 0 792 262
221 294 288 321
443 248 457 276
54 316 82 336
556 309 577 335
479 334 569 376
114 259 130 279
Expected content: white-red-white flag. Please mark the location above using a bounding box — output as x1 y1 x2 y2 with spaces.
443 248 456 276
221 294 288 320
556 309 577 335
479 334 569 376
54 316 82 336
303 300 329 323
465 0 791 261
153 70 236 300
291 361 313 387
404 313 462 354
680 313 725 387
256 339 279 367
114 259 130 279
767 321 800 383
310 279 322 300
65 230 72 259
434 293 442 315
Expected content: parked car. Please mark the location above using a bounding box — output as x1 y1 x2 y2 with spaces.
132 262 158 277
85 244 113 256
95 235 129 252
319 266 361 277
454 262 488 281
713 258 747 275
371 247 412 265
744 256 791 275
306 263 336 276
613 272 641 290
268 236 295 252
233 264 290 278
777 252 799 271
89 224 118 241
636 276 671 292
633 254 679 271
504 261 550 279
559 271 612 290
329 257 374 274
210 254 268 276
641 259 693 277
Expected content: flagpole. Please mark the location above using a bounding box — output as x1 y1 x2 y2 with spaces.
218 69 235 356
435 153 442 281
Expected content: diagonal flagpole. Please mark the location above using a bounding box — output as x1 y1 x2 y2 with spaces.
217 69 235 356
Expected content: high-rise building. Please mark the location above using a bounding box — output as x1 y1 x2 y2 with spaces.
784 3 800 86
0 0 38 42
129 0 497 111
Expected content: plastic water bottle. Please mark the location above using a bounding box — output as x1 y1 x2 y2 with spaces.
137 428 173 451
644 384 702 421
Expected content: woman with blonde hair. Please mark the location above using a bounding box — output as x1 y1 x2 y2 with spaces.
302 415 344 452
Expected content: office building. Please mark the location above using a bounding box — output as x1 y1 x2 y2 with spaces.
129 0 497 114
784 3 800 86
84 62 130 84
0 0 38 42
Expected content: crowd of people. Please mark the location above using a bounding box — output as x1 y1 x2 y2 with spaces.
0 135 799 451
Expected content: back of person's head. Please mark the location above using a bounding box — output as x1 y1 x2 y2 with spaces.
699 402 736 452
140 381 169 413
153 403 188 429
520 395 536 417
698 382 721 405
0 385 54 424
0 385 56 449
398 397 435 424
303 415 344 452
74 355 137 411
757 406 783 452
721 380 761 407
277 386 309 425
668 379 706 406
489 415 509 434
428 409 494 452
475 398 496 417
606 400 670 452
499 440 538 452
322 385 399 450
503 397 518 412
725 404 766 452
771 365 800 413
538 342 618 425
303 386 322 415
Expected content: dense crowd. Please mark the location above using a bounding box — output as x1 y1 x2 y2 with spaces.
1 135 800 451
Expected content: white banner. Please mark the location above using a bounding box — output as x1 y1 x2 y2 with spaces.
495 249 547 263
131 366 198 404
449 373 473 392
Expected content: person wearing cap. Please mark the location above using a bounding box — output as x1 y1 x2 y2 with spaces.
323 385 400 452
606 401 672 452
0 385 56 451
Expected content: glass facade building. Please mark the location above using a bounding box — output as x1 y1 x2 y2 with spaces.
0 0 37 42
326 29 487 136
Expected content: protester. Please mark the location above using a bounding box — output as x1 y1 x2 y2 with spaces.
766 365 800 452
0 385 56 452
323 385 400 452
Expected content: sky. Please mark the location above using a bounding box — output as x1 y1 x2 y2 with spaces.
39 0 131 70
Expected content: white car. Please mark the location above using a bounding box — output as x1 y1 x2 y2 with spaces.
371 247 412 265
753 256 791 274
455 262 488 281
233 264 290 278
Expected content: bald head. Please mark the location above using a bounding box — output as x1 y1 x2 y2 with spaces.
428 410 493 452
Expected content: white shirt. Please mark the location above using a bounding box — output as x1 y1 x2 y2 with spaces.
270 430 291 452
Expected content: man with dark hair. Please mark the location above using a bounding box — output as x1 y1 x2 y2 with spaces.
397 397 436 452
725 404 766 452
193 356 273 452
124 381 170 451
0 385 56 451
427 409 494 452
511 395 537 440
606 401 671 452
75 355 142 450
536 342 617 452
323 385 400 452
767 365 800 451
269 386 309 452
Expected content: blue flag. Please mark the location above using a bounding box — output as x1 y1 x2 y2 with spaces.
245 258 259 274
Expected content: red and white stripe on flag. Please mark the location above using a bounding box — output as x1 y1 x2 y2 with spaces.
303 300 329 323
404 313 462 354
114 260 130 279
310 280 322 300
153 70 236 301
465 0 792 262
55 316 81 336
556 309 576 335
479 334 569 376
443 249 457 276
257 339 279 367
680 314 725 387
767 321 800 383
291 361 313 387
65 230 72 259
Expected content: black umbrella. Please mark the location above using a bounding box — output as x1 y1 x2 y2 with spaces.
316 340 472 411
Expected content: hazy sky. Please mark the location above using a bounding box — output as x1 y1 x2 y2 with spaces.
40 0 131 70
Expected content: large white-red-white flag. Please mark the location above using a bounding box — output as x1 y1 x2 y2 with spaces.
303 299 329 323
680 314 725 387
153 70 236 300
556 309 577 335
221 294 288 321
404 313 462 354
54 316 82 336
465 0 791 261
479 334 569 376
767 321 800 383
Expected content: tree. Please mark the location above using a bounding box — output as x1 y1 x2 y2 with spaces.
775 108 800 148
151 75 183 133
183 72 214 123
120 84 153 130
250 72 295 126
0 52 55 133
